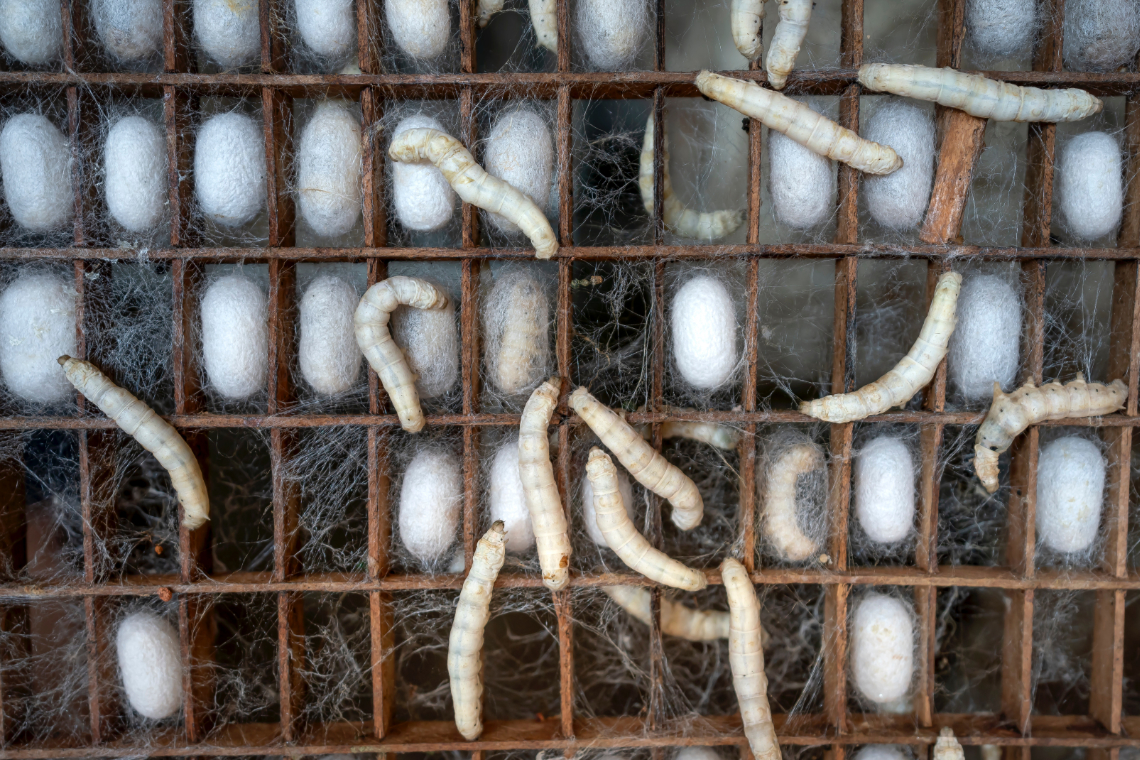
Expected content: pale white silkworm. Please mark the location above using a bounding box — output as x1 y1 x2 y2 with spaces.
354 276 449 433
388 128 558 259
604 585 735 641
696 70 903 175
638 113 744 241
520 378 572 590
587 448 707 591
722 557 781 760
730 0 764 60
447 520 507 741
529 0 557 52
639 416 743 450
58 356 209 530
801 271 963 423
766 0 811 90
762 441 824 562
934 728 966 760
475 0 503 26
974 373 1127 493
570 386 704 530
857 63 1103 122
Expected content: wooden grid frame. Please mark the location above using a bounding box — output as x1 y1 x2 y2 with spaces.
0 0 1138 757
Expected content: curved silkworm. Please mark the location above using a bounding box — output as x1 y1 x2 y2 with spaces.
529 0 557 52
762 441 824 562
934 728 965 760
801 271 962 423
695 70 902 175
974 373 1127 493
857 64 1102 122
354 276 449 433
388 128 558 259
569 386 704 530
520 377 572 590
58 356 209 530
604 585 731 641
447 520 507 740
730 0 764 61
639 416 743 450
722 557 781 760
638 112 744 241
766 0 811 90
587 448 707 591
475 0 503 26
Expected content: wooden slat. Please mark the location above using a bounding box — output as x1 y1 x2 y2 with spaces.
356 0 382 74
919 110 987 246
259 0 287 73
1021 124 1056 248
824 584 849 734
263 88 296 248
913 586 936 728
558 86 573 245
1119 97 1140 247
278 591 306 741
935 0 965 68
836 84 860 244
179 592 216 742
369 591 396 738
1089 589 1124 735
84 597 118 743
163 0 192 73
1000 590 1033 735
164 87 198 248
361 88 387 248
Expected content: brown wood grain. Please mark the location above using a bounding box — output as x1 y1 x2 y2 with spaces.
919 109 987 246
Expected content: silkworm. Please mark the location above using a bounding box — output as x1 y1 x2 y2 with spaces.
58 356 209 530
730 0 764 60
570 386 703 530
695 70 903 175
391 114 456 232
485 109 554 235
529 0 557 52
639 113 744 241
857 63 1103 122
766 0 811 90
116 611 182 720
762 441 824 562
520 378 572 590
639 416 743 450
448 521 507 741
801 271 962 423
354 276 449 433
475 0 503 27
603 585 734 641
388 128 558 259
974 373 1127 493
722 557 781 760
934 728 965 760
586 448 707 591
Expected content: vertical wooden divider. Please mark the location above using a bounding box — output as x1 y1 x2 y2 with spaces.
0 425 26 746
163 0 193 72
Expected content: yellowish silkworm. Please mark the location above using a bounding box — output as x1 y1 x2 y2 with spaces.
447 520 507 741
857 64 1103 122
570 386 704 530
587 448 707 591
520 377 572 590
695 70 902 175
475 0 502 26
604 585 772 644
730 0 764 60
638 112 744 241
762 441 824 562
354 276 449 433
974 373 1127 493
722 557 781 760
58 356 209 530
639 417 743 450
766 0 811 90
388 128 558 259
934 728 965 760
801 271 962 423
529 0 557 52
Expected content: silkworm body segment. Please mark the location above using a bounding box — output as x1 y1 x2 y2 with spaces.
730 0 764 60
722 557 781 760
519 378 572 590
762 441 824 561
529 0 557 51
766 0 811 89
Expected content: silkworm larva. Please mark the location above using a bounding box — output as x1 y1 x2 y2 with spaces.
763 441 824 562
475 0 503 27
857 63 1103 122
639 417 743 450
354 276 449 433
639 113 744 241
974 373 1127 493
695 70 902 175
58 356 209 530
604 585 735 641
388 128 558 259
570 386 703 530
934 728 965 760
447 520 507 741
520 378 572 590
529 0 557 52
587 448 707 591
730 0 764 60
766 0 811 90
801 271 962 423
722 557 781 760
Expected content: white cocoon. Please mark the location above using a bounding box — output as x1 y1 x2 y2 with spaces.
385 0 450 59
947 273 1021 402
0 272 76 404
484 269 551 396
854 746 909 760
298 102 362 238
484 109 554 234
851 593 914 704
194 0 260 68
0 114 73 232
0 0 62 66
576 0 648 69
769 106 835 228
1036 436 1105 554
116 611 182 720
1059 132 1122 241
296 0 356 60
105 116 167 233
1064 0 1140 71
93 0 163 62
201 275 268 399
299 276 362 395
391 281 459 399
670 275 738 390
489 436 536 554
399 447 462 564
862 100 935 230
392 114 456 232
965 0 1038 59
675 750 722 760
580 464 634 547
195 112 266 228
854 436 915 544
